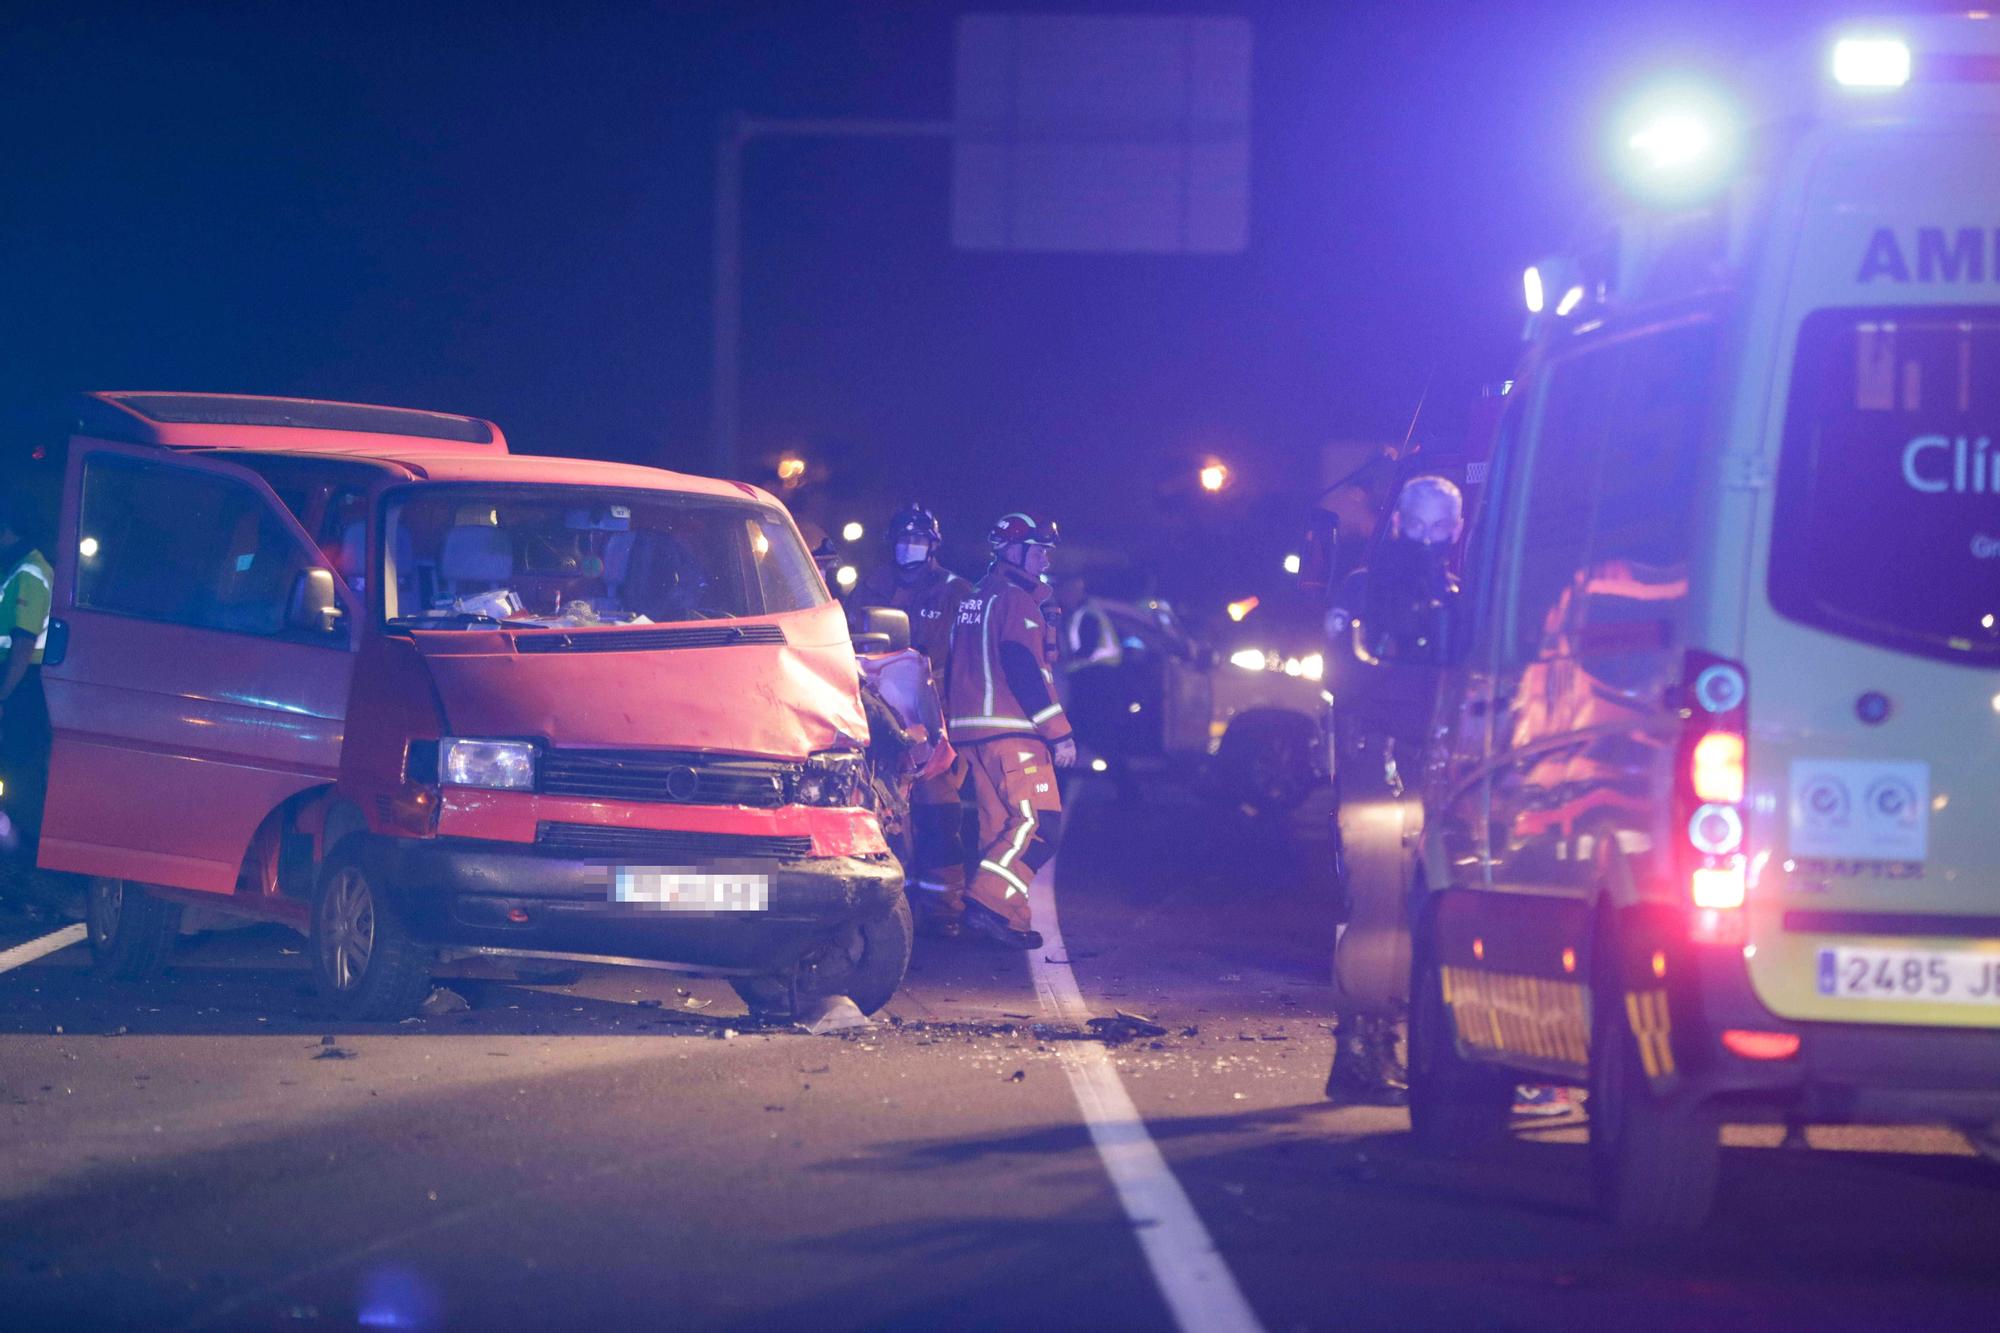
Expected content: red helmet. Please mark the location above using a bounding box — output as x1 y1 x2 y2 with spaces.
987 511 1061 549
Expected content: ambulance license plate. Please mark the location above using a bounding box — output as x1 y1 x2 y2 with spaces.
1816 946 2000 1003
612 869 769 912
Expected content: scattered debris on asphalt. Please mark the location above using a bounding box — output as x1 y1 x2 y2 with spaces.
419 987 470 1017
797 995 872 1035
1006 1069 1026 1082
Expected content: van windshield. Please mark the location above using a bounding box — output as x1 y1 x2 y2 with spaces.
1772 308 2000 666
379 487 825 629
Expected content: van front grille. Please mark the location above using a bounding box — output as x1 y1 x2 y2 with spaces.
535 822 812 863
539 750 787 808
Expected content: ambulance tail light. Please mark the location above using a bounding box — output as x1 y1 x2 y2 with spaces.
1674 652 1749 947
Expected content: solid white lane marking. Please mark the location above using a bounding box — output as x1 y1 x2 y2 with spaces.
0 922 86 974
1026 859 1265 1333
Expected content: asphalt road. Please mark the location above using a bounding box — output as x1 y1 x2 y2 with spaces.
1 779 1996 1332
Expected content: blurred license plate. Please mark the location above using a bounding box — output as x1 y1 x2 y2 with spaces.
612 869 769 912
1816 946 2000 1003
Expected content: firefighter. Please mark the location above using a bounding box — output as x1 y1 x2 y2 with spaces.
854 503 977 935
0 492 54 861
944 512 1076 949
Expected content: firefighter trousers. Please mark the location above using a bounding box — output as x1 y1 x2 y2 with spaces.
965 737 1063 931
907 755 970 923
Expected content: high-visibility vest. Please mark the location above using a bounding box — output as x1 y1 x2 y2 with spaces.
0 549 53 664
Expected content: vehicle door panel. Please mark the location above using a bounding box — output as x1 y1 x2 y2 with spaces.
40 441 359 894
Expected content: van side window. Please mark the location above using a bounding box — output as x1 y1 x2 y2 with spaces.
77 458 326 642
1507 353 1613 664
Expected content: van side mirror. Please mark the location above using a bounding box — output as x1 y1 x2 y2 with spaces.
851 606 911 654
287 568 343 636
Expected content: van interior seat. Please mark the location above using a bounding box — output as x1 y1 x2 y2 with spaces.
438 524 513 599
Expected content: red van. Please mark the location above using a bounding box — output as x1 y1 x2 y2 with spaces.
40 392 908 1019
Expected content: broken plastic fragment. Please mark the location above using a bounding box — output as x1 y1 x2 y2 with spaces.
796 995 872 1035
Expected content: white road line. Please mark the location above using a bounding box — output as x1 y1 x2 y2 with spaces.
1026 860 1266 1333
0 922 86 975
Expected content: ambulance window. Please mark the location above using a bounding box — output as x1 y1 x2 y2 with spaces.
1506 351 1613 664
1771 308 2000 665
1572 324 1712 685
1591 325 1709 572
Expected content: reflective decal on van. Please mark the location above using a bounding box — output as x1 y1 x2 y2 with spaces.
1788 759 1931 861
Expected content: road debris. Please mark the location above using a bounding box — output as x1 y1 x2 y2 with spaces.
419 987 470 1016
1006 1069 1026 1082
796 995 872 1035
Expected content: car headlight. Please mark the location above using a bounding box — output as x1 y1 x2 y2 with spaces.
787 749 868 807
440 738 538 791
1229 647 1272 671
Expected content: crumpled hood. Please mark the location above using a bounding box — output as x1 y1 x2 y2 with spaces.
413 603 867 759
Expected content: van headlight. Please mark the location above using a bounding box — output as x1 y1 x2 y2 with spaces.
440 738 538 791
787 750 868 807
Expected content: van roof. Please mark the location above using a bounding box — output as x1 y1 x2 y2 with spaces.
73 391 779 507
375 451 772 503
74 391 508 455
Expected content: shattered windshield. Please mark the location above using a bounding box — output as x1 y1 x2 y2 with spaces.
379 486 824 629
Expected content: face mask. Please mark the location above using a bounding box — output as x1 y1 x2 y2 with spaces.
894 541 930 568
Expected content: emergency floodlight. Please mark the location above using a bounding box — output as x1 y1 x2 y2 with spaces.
1612 84 1739 205
1555 285 1586 317
1628 110 1716 173
1832 36 1912 88
1523 265 1546 314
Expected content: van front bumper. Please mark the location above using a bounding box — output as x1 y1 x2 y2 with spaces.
372 835 904 977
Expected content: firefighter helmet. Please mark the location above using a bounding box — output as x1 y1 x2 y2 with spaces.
886 502 942 548
987 511 1061 549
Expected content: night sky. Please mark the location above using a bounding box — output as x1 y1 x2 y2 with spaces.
1 0 1872 604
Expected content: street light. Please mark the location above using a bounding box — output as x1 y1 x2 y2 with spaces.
1198 462 1230 493
835 564 859 591
841 521 864 543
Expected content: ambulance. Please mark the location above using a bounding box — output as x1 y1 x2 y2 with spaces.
1379 17 2000 1227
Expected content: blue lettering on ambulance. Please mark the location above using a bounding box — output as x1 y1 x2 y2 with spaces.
1859 227 2000 283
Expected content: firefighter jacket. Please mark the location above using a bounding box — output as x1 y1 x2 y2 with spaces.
945 562 1072 747
853 560 974 676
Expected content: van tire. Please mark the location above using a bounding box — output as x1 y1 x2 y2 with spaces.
87 878 182 981
1214 711 1315 815
1406 921 1511 1154
1588 938 1720 1230
310 840 434 1022
731 894 914 1020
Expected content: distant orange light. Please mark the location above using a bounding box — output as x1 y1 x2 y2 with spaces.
1721 1029 1800 1061
776 455 807 483
1561 947 1576 974
1198 462 1230 493
1472 937 1485 961
1226 595 1260 623
1691 732 1745 804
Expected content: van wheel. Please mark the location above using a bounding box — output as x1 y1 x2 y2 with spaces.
1216 713 1314 815
1588 943 1719 1229
1407 923 1511 1154
87 878 182 981
310 841 434 1022
731 894 914 1020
